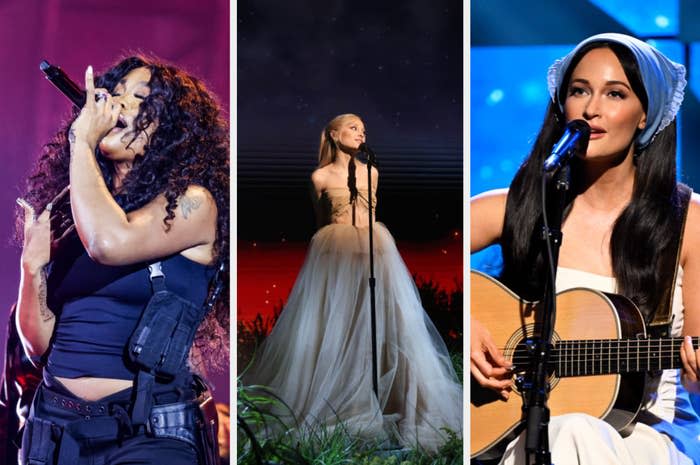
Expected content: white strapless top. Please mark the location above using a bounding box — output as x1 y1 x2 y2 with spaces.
555 266 685 422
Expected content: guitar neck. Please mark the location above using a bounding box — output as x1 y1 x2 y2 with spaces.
554 336 700 377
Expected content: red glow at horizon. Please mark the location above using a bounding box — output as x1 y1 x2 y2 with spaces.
237 234 463 322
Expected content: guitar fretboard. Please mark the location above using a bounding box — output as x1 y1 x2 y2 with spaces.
551 337 700 377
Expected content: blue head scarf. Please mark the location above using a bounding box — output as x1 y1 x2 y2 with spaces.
547 33 686 149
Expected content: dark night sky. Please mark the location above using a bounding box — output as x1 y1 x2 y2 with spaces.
237 0 463 241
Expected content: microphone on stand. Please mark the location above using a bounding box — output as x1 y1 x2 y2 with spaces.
358 143 378 167
39 60 86 109
543 119 591 175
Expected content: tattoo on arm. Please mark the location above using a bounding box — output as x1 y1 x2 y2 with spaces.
38 270 55 323
180 195 203 220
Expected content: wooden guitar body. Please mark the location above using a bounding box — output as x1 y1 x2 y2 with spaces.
470 270 648 459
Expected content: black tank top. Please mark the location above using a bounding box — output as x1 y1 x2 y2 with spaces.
45 236 215 379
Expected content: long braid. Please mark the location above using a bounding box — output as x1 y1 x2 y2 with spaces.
347 156 358 203
347 156 358 225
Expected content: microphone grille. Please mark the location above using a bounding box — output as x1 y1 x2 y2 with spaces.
568 119 591 136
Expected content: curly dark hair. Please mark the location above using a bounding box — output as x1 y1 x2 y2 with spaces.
18 55 230 372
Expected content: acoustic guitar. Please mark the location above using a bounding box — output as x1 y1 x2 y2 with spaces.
470 270 691 459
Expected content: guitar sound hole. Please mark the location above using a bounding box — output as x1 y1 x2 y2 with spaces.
509 337 560 395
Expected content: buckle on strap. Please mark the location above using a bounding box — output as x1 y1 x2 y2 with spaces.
148 262 164 280
148 262 166 293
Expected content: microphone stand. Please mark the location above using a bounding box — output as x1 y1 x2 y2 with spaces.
361 146 379 397
523 164 570 465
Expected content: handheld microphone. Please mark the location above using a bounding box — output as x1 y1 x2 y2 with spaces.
543 119 591 174
40 60 86 109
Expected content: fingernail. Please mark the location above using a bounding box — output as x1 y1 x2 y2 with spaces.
16 198 27 208
87 65 93 74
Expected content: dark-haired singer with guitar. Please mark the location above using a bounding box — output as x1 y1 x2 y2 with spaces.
470 33 700 464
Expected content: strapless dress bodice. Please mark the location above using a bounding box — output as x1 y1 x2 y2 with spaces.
318 186 377 226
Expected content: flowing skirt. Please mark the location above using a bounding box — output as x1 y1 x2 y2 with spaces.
243 223 462 451
498 413 694 465
497 372 700 465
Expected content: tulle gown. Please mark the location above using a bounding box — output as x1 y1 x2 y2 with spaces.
243 186 462 451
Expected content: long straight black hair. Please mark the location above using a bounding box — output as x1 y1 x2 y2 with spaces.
500 41 682 323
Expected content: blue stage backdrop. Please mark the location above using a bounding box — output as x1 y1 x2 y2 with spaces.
471 0 700 273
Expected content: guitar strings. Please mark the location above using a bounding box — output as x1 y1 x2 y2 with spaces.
498 337 694 370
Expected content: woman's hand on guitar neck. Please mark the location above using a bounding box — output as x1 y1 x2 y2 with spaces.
470 317 513 399
680 336 700 393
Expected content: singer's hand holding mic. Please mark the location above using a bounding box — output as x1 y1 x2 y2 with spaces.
69 66 121 149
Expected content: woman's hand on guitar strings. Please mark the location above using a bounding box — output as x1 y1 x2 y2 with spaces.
470 317 513 399
680 335 700 393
